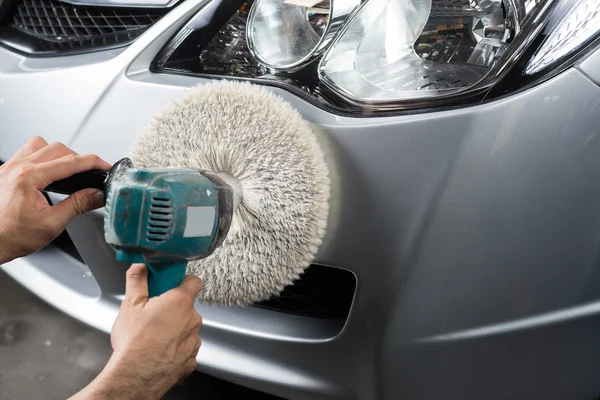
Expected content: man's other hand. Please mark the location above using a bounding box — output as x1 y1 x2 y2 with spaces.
0 136 111 264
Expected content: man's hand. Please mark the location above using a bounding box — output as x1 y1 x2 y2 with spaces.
72 264 203 400
0 136 111 264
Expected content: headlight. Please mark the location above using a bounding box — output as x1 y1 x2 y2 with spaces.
247 0 330 69
319 0 509 102
153 0 600 114
247 0 357 69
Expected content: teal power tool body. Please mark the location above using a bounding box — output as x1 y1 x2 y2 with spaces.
45 158 235 297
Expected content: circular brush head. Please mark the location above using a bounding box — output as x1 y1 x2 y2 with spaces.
128 81 330 306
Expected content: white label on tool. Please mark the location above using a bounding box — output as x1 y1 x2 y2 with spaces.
183 206 216 237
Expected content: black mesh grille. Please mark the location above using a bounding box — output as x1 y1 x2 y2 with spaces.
253 264 356 320
3 0 167 52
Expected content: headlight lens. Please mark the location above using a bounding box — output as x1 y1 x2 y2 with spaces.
319 0 510 102
525 0 600 75
153 0 600 113
247 0 331 69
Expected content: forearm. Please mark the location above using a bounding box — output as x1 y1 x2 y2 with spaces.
69 354 165 400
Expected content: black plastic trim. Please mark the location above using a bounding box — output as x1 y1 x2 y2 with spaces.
0 26 138 56
0 0 170 56
253 264 357 320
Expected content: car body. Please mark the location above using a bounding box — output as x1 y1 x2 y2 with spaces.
2 0 600 399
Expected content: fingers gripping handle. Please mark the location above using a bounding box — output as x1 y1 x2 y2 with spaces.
146 262 188 297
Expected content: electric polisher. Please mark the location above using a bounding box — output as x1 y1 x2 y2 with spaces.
45 158 240 297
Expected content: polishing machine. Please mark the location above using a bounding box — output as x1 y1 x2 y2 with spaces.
45 157 236 297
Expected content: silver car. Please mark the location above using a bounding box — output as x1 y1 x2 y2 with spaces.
2 0 600 398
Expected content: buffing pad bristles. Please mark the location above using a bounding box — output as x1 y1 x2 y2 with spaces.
129 81 330 306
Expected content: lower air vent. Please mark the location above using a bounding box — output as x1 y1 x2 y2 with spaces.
40 191 85 264
147 196 173 243
52 230 85 263
253 264 357 320
0 0 170 54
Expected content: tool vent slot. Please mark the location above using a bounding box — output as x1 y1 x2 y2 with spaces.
147 196 173 243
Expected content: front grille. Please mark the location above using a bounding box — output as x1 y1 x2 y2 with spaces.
0 0 169 53
253 264 357 320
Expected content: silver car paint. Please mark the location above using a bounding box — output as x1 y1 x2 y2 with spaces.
2 0 600 398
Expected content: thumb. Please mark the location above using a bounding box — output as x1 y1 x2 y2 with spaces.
125 264 149 304
52 188 105 227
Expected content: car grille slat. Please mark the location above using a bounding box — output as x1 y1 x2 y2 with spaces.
0 0 170 53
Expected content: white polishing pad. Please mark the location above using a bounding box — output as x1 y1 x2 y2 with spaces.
129 81 330 305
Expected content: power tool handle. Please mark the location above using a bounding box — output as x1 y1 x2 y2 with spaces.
146 262 188 297
43 169 108 195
